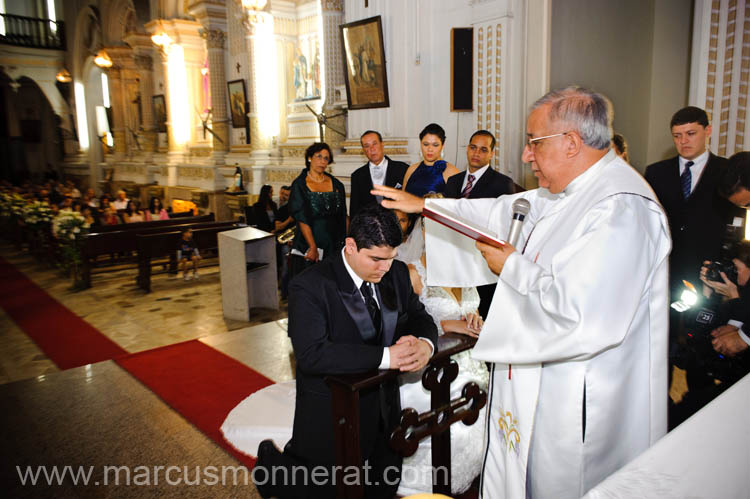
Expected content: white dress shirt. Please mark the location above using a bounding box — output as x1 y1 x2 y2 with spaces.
369 157 388 186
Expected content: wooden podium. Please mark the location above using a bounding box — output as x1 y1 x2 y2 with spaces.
218 227 278 321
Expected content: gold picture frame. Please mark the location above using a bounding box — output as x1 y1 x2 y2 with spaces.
227 79 248 129
340 16 390 110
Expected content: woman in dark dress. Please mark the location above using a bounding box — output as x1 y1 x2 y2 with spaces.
402 123 460 197
251 184 278 233
288 142 348 279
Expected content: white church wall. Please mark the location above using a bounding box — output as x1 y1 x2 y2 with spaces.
549 0 662 172
343 0 528 180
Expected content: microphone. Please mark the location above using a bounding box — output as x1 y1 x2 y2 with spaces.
506 198 531 247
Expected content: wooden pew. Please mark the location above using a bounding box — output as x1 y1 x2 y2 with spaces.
91 213 214 233
136 223 239 292
81 219 225 288
325 334 487 499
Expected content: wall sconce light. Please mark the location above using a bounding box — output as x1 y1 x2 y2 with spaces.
200 61 209 76
94 49 113 68
56 68 72 82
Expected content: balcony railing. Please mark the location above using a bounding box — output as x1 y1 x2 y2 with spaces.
0 14 65 50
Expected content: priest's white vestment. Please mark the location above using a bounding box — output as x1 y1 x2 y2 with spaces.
424 151 670 498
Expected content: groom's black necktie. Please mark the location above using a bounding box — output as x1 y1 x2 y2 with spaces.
360 281 381 341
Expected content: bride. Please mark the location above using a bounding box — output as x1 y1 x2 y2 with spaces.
221 208 488 496
396 209 489 496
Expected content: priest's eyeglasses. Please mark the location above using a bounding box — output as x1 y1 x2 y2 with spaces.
526 132 570 149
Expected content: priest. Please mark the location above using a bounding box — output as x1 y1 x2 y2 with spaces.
372 87 670 498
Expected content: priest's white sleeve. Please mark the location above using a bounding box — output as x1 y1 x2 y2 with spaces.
473 193 670 364
424 196 518 288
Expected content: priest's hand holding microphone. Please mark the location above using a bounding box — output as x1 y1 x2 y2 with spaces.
370 185 529 275
476 198 529 274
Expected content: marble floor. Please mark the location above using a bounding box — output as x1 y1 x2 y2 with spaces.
0 244 295 498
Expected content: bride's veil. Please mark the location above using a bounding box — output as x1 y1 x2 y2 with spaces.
396 216 424 264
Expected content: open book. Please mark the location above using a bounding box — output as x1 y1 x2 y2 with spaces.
423 203 505 248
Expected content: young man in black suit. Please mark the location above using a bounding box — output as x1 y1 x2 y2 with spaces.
645 107 743 428
444 130 514 318
644 107 742 297
254 205 438 499
349 131 408 218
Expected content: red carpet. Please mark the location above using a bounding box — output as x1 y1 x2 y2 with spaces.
116 340 275 468
0 256 128 369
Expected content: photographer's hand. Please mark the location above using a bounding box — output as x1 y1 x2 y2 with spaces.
702 271 739 299
711 325 749 357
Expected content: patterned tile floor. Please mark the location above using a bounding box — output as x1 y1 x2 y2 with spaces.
0 244 288 385
0 243 295 498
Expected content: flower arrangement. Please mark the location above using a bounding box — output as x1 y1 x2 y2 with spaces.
0 192 27 219
53 209 90 289
53 209 89 240
22 201 54 228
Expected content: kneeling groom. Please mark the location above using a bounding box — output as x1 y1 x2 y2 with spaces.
254 205 438 499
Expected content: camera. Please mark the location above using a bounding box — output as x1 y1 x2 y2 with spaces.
674 303 747 382
704 260 738 284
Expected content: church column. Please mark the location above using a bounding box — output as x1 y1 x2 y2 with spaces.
106 66 127 157
320 0 346 150
125 32 158 156
201 28 231 160
134 53 157 154
242 12 277 156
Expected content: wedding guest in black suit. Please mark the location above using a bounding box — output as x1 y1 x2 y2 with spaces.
444 130 514 318
644 106 742 298
253 205 437 499
645 107 742 428
349 130 408 218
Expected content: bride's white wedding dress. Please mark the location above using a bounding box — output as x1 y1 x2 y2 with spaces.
397 259 488 496
220 263 488 496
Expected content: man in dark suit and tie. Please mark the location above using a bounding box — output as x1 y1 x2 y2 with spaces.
444 130 515 318
645 107 742 428
644 106 741 298
349 131 409 218
253 205 438 499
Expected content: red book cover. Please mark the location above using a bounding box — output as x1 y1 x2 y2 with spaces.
423 204 505 248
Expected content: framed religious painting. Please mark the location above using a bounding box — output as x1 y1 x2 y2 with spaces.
227 79 248 129
152 95 167 133
340 15 390 110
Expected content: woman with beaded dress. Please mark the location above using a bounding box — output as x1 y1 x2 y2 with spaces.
287 142 348 281
402 123 460 197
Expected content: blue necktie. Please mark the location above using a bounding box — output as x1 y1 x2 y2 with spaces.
681 161 694 199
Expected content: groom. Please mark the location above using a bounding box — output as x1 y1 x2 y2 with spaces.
254 205 438 499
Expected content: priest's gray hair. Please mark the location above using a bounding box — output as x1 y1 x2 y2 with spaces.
532 86 613 150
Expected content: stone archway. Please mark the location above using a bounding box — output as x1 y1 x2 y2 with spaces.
0 73 62 182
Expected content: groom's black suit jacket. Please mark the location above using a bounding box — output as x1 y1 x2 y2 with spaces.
286 250 437 473
349 156 408 217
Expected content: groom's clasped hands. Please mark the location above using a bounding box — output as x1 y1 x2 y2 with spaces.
389 336 432 372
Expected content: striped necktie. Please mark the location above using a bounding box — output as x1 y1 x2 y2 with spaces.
681 160 694 199
461 174 476 198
